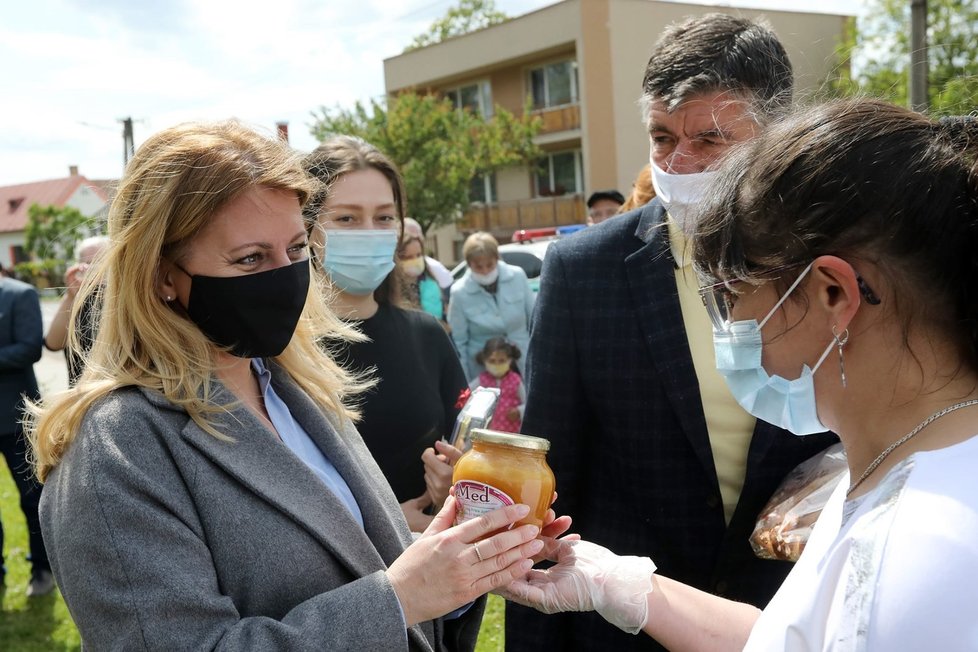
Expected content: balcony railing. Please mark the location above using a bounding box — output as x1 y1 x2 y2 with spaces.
459 194 585 240
530 104 581 134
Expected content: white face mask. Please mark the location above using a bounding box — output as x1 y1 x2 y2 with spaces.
470 267 499 286
649 159 718 232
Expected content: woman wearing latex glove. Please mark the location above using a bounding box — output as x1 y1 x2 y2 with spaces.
505 101 978 650
503 539 758 648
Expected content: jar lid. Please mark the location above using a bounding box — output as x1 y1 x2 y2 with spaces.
470 429 550 451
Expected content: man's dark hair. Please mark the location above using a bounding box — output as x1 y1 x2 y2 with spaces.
640 13 793 124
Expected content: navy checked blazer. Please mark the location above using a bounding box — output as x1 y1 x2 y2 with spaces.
505 200 838 652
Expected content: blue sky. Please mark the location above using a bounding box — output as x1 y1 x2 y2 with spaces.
1 0 860 185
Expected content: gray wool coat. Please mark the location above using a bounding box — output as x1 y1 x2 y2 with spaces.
40 363 483 651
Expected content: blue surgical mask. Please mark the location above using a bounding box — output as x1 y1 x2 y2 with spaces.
713 263 833 435
320 229 398 295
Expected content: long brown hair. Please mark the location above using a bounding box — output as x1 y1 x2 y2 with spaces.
303 135 407 306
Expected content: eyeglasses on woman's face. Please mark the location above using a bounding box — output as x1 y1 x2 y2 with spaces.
698 264 881 333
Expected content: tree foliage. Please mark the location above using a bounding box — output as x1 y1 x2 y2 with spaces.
25 204 88 263
309 92 541 232
829 0 978 116
20 203 90 286
406 0 508 51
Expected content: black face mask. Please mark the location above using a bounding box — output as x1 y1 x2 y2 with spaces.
173 260 310 358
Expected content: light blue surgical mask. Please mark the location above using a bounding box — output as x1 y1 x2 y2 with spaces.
320 229 398 295
712 262 833 435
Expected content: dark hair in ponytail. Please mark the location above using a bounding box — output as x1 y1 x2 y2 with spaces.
693 99 978 371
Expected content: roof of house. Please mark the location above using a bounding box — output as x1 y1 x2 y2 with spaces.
0 175 109 234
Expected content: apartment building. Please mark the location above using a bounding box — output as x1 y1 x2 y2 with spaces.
384 0 847 261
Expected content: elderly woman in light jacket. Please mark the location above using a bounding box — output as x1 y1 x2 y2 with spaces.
448 232 535 381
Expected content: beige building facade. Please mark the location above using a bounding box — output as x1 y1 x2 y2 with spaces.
384 0 847 262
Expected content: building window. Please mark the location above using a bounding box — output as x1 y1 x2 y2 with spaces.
535 150 583 197
10 245 29 264
469 173 497 204
529 60 578 110
445 80 493 117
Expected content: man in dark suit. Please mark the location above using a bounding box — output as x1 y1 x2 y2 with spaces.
0 269 50 596
506 14 837 651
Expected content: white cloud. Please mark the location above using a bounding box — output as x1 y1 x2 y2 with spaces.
0 0 857 184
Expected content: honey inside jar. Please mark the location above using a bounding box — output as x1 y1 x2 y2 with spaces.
452 429 555 529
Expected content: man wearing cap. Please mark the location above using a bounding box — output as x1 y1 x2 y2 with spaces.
585 189 625 226
508 13 837 652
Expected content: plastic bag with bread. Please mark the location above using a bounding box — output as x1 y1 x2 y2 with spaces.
750 442 847 561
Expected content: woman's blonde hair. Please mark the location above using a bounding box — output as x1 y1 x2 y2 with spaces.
462 231 499 264
28 120 366 482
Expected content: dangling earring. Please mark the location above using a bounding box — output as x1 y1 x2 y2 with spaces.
832 325 850 388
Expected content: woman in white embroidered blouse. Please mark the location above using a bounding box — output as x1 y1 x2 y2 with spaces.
502 99 978 650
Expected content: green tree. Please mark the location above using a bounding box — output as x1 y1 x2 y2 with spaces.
21 203 89 284
310 92 541 233
406 0 508 51
829 0 978 116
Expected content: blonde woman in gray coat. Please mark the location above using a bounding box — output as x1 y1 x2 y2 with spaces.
26 121 551 651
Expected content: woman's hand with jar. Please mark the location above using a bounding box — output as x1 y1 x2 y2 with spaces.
387 496 544 626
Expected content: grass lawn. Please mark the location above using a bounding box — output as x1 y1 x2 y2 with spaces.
0 456 80 651
1 454 505 650
476 594 505 651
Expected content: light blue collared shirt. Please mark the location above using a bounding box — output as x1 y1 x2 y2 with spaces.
252 358 364 528
252 359 469 626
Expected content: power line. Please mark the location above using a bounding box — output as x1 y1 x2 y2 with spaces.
395 0 452 20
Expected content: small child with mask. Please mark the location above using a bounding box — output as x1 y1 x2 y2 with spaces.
472 337 525 433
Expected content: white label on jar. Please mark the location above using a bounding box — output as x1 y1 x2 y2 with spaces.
454 480 515 526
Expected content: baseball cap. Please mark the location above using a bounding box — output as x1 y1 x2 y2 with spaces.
587 190 626 208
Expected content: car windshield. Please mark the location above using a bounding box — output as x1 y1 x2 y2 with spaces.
501 251 543 279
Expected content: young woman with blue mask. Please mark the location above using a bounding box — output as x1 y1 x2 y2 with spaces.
304 136 468 532
500 99 978 649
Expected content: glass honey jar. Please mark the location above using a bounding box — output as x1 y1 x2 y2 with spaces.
452 429 555 529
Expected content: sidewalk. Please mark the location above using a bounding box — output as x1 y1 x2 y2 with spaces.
38 298 70 396
36 347 70 396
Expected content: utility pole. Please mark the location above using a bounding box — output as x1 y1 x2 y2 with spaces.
910 0 929 112
120 117 135 167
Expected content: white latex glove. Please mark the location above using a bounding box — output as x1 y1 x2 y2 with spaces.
500 539 656 635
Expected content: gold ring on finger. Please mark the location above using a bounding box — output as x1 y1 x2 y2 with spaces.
473 542 484 563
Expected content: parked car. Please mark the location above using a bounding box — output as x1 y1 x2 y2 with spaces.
451 227 575 292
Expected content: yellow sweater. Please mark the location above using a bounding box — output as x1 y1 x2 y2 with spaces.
668 218 756 523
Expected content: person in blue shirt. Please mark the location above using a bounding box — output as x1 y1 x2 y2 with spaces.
448 231 535 382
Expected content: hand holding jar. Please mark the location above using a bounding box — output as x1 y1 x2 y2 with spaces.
501 539 657 635
386 496 544 626
422 440 465 509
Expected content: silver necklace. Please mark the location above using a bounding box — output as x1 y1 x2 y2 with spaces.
846 399 978 497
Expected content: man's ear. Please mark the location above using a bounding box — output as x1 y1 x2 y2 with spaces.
811 255 861 332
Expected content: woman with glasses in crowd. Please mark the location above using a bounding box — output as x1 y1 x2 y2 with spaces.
503 99 978 650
